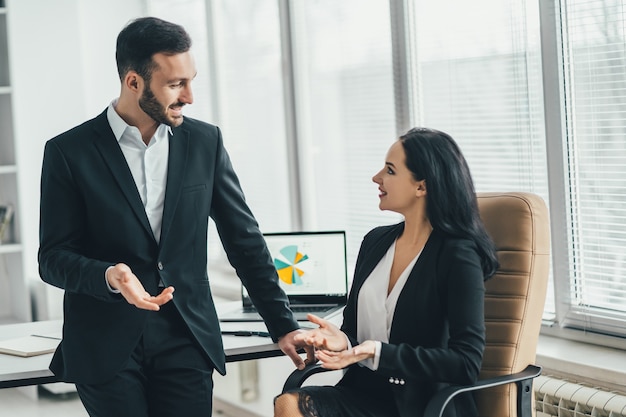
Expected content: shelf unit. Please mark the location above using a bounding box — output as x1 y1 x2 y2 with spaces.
0 1 31 325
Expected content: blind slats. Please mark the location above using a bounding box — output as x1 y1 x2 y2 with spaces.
564 0 626 326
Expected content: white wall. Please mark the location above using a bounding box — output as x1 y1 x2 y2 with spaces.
6 0 145 300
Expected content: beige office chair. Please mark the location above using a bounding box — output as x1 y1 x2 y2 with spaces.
282 192 550 417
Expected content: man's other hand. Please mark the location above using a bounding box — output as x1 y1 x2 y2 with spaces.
278 329 316 370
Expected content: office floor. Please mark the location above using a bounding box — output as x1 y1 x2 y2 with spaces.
0 387 86 417
0 387 245 417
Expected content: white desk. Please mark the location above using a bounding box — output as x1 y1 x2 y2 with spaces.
0 317 284 389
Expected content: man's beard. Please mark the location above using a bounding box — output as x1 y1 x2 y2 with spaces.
139 84 183 127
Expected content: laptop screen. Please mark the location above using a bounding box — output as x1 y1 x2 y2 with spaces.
242 231 348 306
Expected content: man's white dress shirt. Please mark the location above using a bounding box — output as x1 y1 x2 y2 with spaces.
105 100 172 292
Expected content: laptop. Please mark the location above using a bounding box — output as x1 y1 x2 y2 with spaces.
219 231 348 322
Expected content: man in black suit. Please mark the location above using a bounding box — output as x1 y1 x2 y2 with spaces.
38 16 313 417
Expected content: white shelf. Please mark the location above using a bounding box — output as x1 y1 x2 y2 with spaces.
0 3 30 324
0 165 17 174
0 314 24 326
0 243 22 254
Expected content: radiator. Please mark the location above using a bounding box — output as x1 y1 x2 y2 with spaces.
535 375 626 417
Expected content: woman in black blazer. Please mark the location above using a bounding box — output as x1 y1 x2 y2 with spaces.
274 128 499 417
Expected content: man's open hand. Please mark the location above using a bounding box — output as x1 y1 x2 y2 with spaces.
106 263 174 311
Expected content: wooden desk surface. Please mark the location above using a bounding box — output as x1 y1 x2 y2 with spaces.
0 312 284 389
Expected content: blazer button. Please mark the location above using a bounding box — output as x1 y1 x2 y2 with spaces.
388 377 394 384
400 379 405 385
157 262 164 270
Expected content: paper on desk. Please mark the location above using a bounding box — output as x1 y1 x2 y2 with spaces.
0 335 60 357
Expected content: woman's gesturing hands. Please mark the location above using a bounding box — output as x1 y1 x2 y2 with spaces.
295 314 376 370
294 314 349 352
314 340 377 370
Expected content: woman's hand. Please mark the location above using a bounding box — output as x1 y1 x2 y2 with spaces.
315 340 377 370
294 314 349 352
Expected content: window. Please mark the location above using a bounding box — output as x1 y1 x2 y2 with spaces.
288 0 399 264
149 0 292 283
408 0 548 198
558 0 626 335
146 0 626 339
405 0 553 315
204 0 292 233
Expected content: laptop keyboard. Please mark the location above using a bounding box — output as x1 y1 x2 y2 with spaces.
291 306 332 313
243 305 332 313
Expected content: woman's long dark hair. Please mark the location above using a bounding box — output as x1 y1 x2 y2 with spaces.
399 127 499 279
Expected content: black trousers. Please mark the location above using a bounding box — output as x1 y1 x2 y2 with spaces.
76 301 214 417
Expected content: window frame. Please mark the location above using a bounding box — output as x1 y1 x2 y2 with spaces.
543 0 626 342
392 0 626 346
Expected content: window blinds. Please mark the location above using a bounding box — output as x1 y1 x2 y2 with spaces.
560 0 626 334
288 0 399 264
408 0 554 315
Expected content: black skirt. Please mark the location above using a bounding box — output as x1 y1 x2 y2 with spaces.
281 366 401 417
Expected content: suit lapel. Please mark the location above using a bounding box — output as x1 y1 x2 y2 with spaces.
354 223 404 291
344 224 403 334
91 111 155 241
389 230 442 343
160 125 189 246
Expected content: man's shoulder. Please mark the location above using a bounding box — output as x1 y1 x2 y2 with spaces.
47 109 108 146
179 116 220 136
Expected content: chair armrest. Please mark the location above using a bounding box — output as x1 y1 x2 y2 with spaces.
282 363 332 393
423 364 542 417
282 363 541 417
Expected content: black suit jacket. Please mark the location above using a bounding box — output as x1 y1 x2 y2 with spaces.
338 223 486 417
38 109 298 384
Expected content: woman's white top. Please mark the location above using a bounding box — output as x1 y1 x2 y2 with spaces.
356 240 421 370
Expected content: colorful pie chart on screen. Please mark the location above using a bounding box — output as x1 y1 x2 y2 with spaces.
274 245 309 285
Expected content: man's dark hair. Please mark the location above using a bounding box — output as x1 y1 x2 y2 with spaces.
115 17 192 82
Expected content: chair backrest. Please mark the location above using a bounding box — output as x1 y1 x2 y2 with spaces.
475 192 550 417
